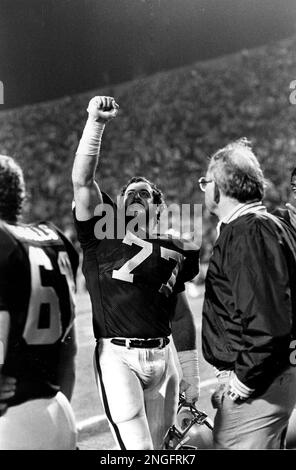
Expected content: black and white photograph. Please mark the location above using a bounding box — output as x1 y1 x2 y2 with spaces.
0 0 296 457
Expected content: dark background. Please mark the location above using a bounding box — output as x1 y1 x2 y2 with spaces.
0 0 295 109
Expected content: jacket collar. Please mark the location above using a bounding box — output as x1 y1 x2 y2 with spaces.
217 201 267 237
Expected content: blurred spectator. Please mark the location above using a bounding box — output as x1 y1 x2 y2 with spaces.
273 168 296 230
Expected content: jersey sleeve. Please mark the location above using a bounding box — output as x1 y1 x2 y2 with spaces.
0 228 18 311
73 192 116 249
174 241 200 293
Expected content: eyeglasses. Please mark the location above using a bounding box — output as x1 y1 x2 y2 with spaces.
126 189 153 199
198 177 214 192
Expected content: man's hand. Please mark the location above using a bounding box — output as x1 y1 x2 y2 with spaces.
179 378 199 405
286 203 296 230
211 370 231 409
177 350 200 405
87 96 119 123
0 374 16 417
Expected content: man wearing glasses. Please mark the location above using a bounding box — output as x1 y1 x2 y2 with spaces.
198 138 296 449
72 96 200 450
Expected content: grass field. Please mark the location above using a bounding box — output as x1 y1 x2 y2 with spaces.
71 285 216 450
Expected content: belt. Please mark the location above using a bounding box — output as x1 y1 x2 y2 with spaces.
110 337 170 349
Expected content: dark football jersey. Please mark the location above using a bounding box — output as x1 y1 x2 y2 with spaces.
0 221 79 406
74 193 200 339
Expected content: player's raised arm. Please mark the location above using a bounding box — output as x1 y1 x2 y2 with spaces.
72 96 119 221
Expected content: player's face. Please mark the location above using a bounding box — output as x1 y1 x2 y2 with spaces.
123 182 155 215
291 177 296 199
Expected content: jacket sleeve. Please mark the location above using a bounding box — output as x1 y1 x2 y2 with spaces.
225 222 293 391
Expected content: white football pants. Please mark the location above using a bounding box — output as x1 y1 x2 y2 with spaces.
94 338 179 450
0 391 77 450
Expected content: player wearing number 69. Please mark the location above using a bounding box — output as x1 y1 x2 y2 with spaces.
0 155 79 449
72 96 200 450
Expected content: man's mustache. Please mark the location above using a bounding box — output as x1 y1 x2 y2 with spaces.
125 201 147 215
127 199 145 207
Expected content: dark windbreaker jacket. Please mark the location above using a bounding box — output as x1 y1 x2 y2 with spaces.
202 212 296 395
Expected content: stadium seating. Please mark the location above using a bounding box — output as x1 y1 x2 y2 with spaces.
0 35 295 263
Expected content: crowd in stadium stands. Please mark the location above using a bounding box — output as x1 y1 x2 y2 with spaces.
0 35 295 269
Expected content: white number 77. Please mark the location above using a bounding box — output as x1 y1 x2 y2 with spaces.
112 233 184 295
112 233 153 283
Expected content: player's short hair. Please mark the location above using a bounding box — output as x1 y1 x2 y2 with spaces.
120 176 165 206
208 138 265 203
0 155 26 222
291 168 296 180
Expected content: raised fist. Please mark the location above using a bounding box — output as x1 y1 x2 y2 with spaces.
87 96 119 123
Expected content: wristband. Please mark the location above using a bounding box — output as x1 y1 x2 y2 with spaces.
76 119 105 156
178 349 200 402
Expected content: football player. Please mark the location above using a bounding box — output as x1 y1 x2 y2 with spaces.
0 155 79 449
72 96 200 450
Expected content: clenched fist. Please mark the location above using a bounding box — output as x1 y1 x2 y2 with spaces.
87 96 119 123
